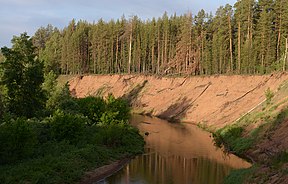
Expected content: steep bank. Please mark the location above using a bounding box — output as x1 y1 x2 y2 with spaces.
67 73 288 128
66 73 288 183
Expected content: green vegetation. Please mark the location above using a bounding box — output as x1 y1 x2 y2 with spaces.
213 82 288 183
0 34 144 183
265 88 274 105
30 0 288 76
223 166 256 184
213 125 254 155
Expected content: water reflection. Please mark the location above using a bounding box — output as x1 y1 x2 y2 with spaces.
101 115 250 184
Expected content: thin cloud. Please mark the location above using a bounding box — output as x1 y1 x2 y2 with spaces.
0 0 237 47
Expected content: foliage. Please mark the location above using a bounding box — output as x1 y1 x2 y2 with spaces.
265 87 274 105
42 70 58 97
29 0 288 76
213 125 254 155
0 95 144 183
76 94 131 125
48 111 87 144
46 83 79 114
0 33 46 118
0 142 135 184
0 118 38 164
0 51 4 63
0 32 144 184
271 151 288 169
223 166 255 184
106 94 131 122
76 96 106 124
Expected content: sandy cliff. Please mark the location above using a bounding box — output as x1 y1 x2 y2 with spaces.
68 73 288 128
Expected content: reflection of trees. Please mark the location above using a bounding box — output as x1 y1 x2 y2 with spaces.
108 150 232 184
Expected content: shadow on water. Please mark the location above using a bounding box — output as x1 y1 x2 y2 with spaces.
100 115 251 184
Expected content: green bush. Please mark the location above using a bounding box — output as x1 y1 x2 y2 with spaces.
99 111 122 125
223 167 255 184
98 122 144 151
46 83 79 114
0 118 38 164
77 96 106 125
49 111 88 144
106 94 130 122
214 125 253 155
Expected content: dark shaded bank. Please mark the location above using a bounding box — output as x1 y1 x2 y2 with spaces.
0 94 145 184
81 158 131 184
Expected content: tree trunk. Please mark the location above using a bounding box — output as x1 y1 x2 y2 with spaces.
228 15 233 72
116 35 119 73
157 28 160 74
238 21 241 73
128 32 132 74
283 37 288 71
277 13 282 60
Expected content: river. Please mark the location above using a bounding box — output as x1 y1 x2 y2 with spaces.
98 115 251 184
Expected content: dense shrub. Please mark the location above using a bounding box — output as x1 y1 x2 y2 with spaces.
213 125 253 155
99 122 144 152
77 96 106 125
49 111 88 144
106 94 130 122
46 83 79 114
0 118 38 164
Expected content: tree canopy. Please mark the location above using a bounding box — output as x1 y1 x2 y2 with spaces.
27 1 287 76
0 33 45 118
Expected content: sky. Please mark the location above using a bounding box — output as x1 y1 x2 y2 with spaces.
0 0 237 47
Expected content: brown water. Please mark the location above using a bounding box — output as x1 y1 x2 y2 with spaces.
99 115 251 184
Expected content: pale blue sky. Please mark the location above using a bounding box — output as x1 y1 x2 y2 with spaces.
0 0 236 47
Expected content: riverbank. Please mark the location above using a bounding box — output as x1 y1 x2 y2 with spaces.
80 158 131 184
214 80 288 183
66 73 288 183
0 94 145 184
67 73 288 129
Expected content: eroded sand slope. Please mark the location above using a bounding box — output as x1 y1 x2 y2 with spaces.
68 73 288 128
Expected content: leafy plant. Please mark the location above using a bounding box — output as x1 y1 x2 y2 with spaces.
265 88 274 105
213 125 253 155
0 118 38 164
49 111 88 144
77 96 106 125
0 33 46 118
46 83 79 114
106 93 130 122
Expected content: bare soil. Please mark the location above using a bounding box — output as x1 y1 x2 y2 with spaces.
65 73 288 183
68 73 288 128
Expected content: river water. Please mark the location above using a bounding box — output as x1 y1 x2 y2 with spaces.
99 115 250 184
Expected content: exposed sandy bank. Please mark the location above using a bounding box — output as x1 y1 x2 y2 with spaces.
68 73 288 128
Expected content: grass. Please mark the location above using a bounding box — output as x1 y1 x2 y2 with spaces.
0 125 144 184
213 125 254 155
271 151 288 169
215 81 288 183
0 143 120 184
223 166 256 184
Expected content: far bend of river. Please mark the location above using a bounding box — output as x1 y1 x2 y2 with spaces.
99 115 251 184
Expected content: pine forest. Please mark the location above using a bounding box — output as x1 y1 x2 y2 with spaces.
25 0 288 76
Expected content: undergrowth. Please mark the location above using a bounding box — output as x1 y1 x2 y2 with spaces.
0 89 144 184
215 82 288 184
223 166 256 184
